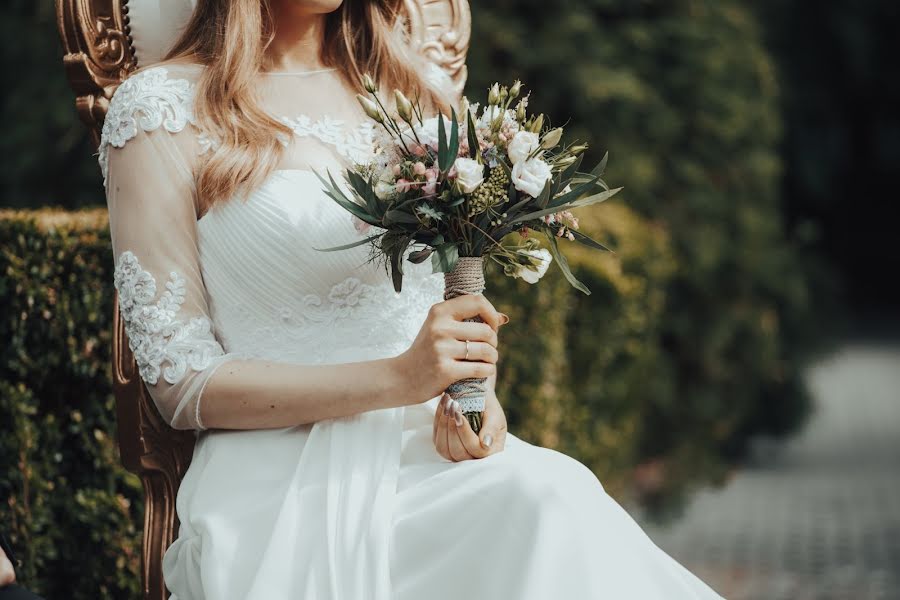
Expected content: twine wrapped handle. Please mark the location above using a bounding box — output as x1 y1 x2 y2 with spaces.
443 256 487 434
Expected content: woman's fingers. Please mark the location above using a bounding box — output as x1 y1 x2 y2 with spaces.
446 402 476 462
452 339 498 364
448 321 499 348
444 294 502 331
434 395 452 460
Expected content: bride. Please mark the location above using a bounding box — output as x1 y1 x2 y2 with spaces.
100 0 724 598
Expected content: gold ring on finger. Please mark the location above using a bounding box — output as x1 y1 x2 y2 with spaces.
464 339 470 360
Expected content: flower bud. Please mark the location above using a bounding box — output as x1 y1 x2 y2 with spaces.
488 83 501 105
459 96 471 117
509 80 522 101
499 86 509 104
516 100 527 122
394 89 414 123
357 94 384 123
568 144 589 156
541 128 563 149
529 114 545 133
555 155 577 169
362 73 377 94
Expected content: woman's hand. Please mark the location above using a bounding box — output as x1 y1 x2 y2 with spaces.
433 387 508 461
397 294 508 403
0 546 15 587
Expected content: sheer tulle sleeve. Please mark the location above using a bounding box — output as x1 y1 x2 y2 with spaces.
100 67 235 430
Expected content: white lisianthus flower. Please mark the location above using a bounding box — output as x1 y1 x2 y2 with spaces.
518 248 553 284
478 105 505 129
454 157 485 193
507 131 540 165
511 156 552 197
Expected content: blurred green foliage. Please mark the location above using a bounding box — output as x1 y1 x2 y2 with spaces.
0 210 142 599
0 2 103 209
466 0 818 510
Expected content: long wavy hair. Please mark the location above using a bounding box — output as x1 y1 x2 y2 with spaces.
163 0 446 211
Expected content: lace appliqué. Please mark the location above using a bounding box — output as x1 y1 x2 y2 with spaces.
98 67 196 186
114 251 224 386
279 116 376 165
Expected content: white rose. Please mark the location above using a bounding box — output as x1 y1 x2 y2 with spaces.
507 131 539 165
511 157 552 198
519 249 553 284
454 157 485 193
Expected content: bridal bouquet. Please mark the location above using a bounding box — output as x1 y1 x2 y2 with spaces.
317 76 621 433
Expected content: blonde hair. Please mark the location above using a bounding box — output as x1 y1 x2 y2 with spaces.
164 0 446 211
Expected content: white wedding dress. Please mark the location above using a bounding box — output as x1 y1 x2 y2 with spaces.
100 62 724 600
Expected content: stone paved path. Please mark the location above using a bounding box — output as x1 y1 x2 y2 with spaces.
639 344 900 600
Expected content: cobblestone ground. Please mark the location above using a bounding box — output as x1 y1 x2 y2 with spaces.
639 344 900 600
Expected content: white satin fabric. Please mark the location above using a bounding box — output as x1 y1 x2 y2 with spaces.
101 65 724 599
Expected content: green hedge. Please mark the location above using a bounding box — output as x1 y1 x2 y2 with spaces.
0 209 142 599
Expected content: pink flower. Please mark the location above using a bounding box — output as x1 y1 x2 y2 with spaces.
392 164 402 176
424 167 438 182
413 161 427 176
411 144 427 157
352 215 371 234
396 178 412 193
422 180 437 196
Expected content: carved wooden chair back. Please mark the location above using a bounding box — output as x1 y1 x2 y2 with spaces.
54 1 470 598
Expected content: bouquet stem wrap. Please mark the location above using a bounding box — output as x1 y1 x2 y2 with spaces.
443 256 487 434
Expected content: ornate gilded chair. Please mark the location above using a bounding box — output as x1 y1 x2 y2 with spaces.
54 2 470 598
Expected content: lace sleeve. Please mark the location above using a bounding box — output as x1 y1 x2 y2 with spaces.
102 66 236 430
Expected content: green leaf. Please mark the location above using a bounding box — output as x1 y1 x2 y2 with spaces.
569 229 612 252
313 232 383 252
384 209 420 225
391 237 412 292
509 187 623 225
437 112 449 171
591 152 609 177
554 153 584 195
447 107 460 168
315 169 379 224
407 247 433 263
545 231 591 295
431 242 459 273
537 178 553 209
467 110 480 159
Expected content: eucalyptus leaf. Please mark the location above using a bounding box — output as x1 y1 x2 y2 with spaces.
438 112 449 171
545 231 591 295
509 187 623 225
448 107 460 168
431 242 459 273
467 110 479 159
313 232 383 252
569 229 612 252
407 247 433 263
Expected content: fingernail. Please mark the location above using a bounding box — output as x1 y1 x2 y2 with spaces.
499 313 510 325
453 405 464 427
444 397 452 416
482 434 493 448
